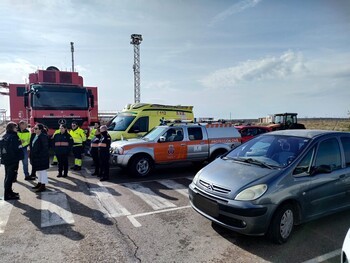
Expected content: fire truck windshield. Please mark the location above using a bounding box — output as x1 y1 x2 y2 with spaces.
108 114 136 131
31 85 89 110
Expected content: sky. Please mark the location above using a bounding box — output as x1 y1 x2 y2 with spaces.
0 0 350 119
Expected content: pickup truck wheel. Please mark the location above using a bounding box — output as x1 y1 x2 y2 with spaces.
129 155 153 177
209 150 227 162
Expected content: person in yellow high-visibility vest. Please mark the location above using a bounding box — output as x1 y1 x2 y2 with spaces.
17 120 32 180
51 129 60 165
69 121 86 171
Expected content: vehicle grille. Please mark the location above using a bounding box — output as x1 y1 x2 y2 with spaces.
199 179 231 194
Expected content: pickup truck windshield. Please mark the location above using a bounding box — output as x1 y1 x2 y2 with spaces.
31 84 89 110
143 126 168 141
108 114 136 131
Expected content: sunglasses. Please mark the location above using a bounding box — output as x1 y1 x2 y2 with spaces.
34 127 39 130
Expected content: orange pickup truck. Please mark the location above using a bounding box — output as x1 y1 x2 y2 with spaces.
110 123 241 177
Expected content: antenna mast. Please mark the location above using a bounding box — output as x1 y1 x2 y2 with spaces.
70 42 75 72
130 34 142 103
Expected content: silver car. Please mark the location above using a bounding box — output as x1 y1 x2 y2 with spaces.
189 130 350 243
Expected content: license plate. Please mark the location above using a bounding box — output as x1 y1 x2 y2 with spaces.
193 194 219 217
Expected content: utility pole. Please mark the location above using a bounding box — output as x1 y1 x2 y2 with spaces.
70 42 75 72
130 34 142 103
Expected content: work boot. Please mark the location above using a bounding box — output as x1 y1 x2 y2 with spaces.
25 176 35 181
51 162 58 165
32 183 42 189
35 184 46 193
4 193 20 201
70 165 77 170
62 174 68 178
75 166 82 171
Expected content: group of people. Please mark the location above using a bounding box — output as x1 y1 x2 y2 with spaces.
1 120 111 201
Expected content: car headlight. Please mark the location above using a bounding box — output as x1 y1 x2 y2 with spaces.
192 168 203 184
235 184 267 201
111 146 124 155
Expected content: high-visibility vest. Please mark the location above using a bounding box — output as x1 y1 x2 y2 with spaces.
69 127 86 146
88 128 97 140
17 129 31 148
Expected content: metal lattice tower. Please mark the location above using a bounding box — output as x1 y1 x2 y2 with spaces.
130 34 142 103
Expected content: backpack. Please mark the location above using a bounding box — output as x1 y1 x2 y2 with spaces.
0 136 8 165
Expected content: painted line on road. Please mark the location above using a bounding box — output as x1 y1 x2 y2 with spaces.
41 191 75 228
302 249 341 263
90 186 131 218
0 200 13 234
123 183 177 210
127 205 191 227
157 179 189 197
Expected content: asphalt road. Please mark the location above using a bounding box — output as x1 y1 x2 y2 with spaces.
0 156 349 263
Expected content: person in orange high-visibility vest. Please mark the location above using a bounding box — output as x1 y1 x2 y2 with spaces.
98 125 111 181
53 124 73 177
69 121 86 171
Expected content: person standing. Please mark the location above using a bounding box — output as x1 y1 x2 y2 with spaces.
1 122 23 200
51 128 60 165
98 125 111 181
69 121 86 171
87 122 100 155
90 128 101 176
53 124 73 178
30 123 50 192
17 120 33 180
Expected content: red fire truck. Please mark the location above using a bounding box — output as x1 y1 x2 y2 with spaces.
8 66 98 135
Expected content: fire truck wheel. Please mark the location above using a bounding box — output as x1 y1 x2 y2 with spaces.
129 154 153 177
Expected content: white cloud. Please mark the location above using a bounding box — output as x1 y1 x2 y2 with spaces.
200 51 306 89
0 59 37 83
210 0 262 26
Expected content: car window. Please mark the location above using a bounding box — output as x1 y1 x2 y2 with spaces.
293 147 315 176
188 127 203 140
341 137 350 167
314 138 342 171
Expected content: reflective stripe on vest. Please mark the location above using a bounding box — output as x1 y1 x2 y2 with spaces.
55 142 69 146
98 143 108 147
91 143 99 147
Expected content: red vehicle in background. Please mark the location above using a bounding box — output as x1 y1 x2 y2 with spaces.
235 125 272 143
8 66 98 136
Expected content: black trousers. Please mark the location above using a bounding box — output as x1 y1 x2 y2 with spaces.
91 153 100 174
99 153 110 179
56 154 69 176
4 162 18 195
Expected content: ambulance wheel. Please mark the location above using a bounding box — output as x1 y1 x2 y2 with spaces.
129 154 153 177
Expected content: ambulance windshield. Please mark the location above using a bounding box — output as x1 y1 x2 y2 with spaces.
108 114 136 131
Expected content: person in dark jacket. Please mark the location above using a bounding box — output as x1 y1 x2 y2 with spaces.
53 124 73 177
90 127 101 176
30 123 50 192
98 125 111 181
2 122 24 200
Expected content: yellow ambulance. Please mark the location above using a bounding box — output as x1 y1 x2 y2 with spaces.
107 103 194 141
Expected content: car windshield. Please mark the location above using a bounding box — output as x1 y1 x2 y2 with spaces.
142 126 168 141
108 114 136 131
226 134 310 168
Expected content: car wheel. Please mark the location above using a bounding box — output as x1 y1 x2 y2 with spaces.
268 204 294 244
129 155 153 177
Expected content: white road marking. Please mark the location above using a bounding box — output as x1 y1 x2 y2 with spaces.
302 249 341 263
90 186 131 217
157 179 189 197
123 183 177 210
41 192 75 228
0 200 13 234
127 205 191 227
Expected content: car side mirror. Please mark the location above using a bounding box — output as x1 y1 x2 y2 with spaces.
310 165 332 176
159 136 166 142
